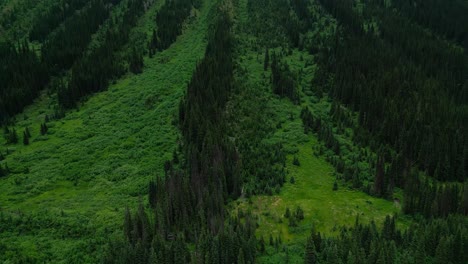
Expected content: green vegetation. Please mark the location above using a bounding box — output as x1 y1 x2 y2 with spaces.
0 0 466 263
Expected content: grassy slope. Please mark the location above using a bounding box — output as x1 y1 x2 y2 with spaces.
230 0 410 262
0 0 214 261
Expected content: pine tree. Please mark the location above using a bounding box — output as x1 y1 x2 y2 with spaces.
264 47 270 71
25 127 31 138
237 248 245 264
304 235 317 264
373 154 385 197
124 207 133 244
8 129 18 144
285 207 291 218
23 131 29 145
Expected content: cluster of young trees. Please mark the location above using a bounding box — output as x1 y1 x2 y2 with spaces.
59 0 145 108
148 0 197 54
0 41 48 124
304 215 467 264
314 0 467 185
284 206 304 227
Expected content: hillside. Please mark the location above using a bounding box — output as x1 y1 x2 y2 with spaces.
0 0 467 263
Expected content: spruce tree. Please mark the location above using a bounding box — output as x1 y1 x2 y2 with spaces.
8 129 18 144
304 235 317 264
23 131 29 145
264 48 269 71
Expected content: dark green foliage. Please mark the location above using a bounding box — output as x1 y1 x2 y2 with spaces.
0 41 48 124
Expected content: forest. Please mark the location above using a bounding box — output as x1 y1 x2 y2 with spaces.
0 0 466 263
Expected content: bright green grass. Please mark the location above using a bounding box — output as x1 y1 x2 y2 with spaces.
0 0 215 262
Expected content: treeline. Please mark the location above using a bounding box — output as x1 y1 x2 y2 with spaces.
58 0 145 108
29 0 89 42
149 0 198 54
314 0 467 184
105 5 259 263
0 41 48 123
304 215 468 264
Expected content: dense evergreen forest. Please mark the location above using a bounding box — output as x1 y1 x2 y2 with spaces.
0 0 467 263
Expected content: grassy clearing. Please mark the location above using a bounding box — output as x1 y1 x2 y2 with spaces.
0 0 214 262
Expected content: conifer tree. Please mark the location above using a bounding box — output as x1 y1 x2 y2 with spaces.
304 235 317 264
264 48 269 71
23 131 29 145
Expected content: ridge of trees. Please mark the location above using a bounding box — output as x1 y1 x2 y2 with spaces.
58 0 146 108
